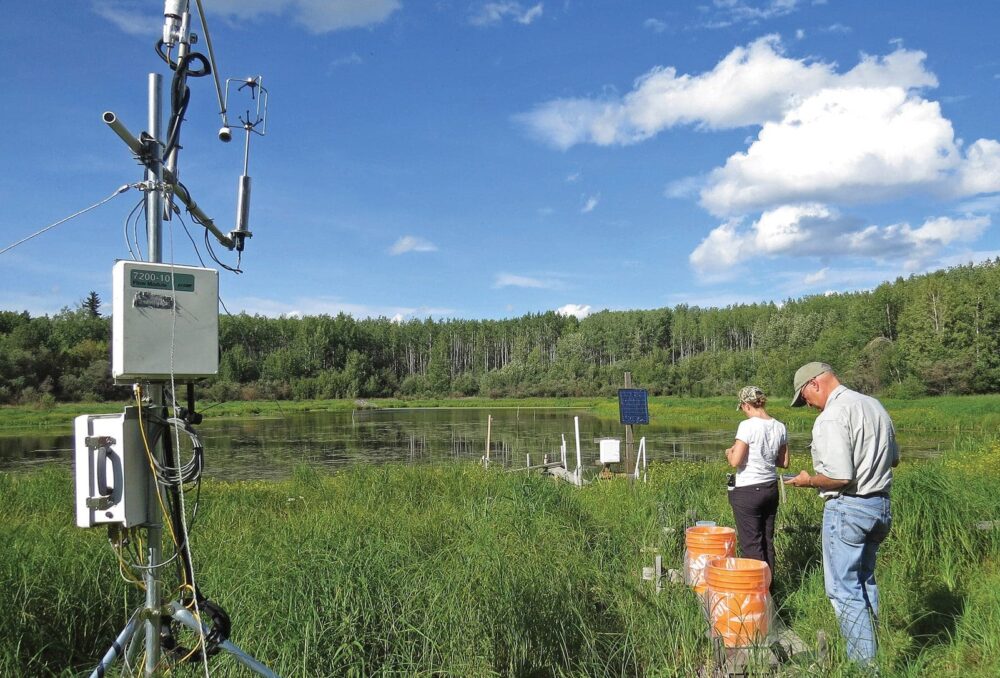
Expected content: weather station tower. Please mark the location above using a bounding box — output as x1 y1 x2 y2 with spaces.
68 2 275 676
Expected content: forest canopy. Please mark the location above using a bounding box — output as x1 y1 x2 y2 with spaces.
1 260 997 405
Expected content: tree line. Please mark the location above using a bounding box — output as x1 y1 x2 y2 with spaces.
1 260 998 406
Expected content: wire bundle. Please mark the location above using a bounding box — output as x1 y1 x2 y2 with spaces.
155 416 205 487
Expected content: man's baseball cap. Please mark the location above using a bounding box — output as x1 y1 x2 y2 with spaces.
790 362 832 407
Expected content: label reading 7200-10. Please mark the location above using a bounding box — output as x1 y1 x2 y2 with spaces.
130 269 195 292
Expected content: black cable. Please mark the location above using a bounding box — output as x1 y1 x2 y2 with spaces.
143 411 204 486
173 179 243 274
173 208 207 267
154 39 174 69
162 429 197 592
122 197 144 260
152 381 230 664
160 597 230 663
131 200 147 260
133 199 148 260
164 55 191 163
163 84 190 160
154 40 210 77
160 386 204 533
202 227 243 274
157 41 210 168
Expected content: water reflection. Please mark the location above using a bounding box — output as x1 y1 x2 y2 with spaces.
1 407 952 481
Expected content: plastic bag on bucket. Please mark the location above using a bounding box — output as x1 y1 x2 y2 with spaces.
705 557 773 648
683 525 736 594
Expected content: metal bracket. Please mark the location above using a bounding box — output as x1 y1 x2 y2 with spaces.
87 495 114 510
85 435 116 449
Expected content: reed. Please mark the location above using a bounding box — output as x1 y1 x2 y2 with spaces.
2 437 998 676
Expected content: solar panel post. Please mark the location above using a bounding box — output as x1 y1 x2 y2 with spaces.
624 373 635 481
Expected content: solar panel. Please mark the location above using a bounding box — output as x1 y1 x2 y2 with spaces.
618 388 649 425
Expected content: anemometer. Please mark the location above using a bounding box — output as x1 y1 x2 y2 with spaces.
73 2 278 676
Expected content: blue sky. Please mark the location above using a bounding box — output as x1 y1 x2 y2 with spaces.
2 1 999 321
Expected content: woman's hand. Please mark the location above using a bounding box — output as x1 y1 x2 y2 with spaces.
776 443 789 469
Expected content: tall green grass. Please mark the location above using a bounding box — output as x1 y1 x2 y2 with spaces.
2 437 999 676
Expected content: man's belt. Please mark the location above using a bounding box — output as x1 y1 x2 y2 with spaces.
841 490 889 499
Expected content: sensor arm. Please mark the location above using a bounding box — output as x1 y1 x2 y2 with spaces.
104 111 237 250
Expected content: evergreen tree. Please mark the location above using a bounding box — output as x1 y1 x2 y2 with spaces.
82 291 102 318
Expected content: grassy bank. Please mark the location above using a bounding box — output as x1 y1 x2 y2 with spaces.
3 436 999 676
4 393 1000 434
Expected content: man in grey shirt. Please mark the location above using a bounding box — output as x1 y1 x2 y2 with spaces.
784 362 899 666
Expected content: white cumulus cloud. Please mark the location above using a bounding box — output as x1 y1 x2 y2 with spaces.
709 0 803 25
92 1 160 35
494 273 563 289
690 203 991 278
700 86 960 216
804 267 829 285
644 18 667 33
471 2 543 27
389 236 438 255
956 139 1000 196
494 273 546 288
516 35 936 149
556 303 592 319
581 195 599 213
331 52 364 68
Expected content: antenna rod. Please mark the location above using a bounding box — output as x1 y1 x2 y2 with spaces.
193 0 228 127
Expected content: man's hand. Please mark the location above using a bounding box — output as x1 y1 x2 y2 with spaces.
784 470 811 487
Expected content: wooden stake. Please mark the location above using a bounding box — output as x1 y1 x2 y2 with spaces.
624 371 635 480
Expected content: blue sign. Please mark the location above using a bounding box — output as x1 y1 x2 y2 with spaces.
618 389 649 425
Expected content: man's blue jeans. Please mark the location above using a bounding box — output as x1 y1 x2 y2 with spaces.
822 495 892 664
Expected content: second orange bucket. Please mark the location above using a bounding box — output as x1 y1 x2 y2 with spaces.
683 526 736 595
705 557 772 647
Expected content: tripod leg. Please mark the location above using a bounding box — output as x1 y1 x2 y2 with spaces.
89 610 141 678
125 617 144 668
170 604 280 678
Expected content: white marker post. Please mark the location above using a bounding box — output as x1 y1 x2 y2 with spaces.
574 416 582 486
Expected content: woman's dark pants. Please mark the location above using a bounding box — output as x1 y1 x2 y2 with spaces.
727 480 780 577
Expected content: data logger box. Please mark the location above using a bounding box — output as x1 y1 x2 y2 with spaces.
74 409 150 528
112 261 219 381
599 438 621 465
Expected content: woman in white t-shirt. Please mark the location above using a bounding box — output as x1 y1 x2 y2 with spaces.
725 385 789 579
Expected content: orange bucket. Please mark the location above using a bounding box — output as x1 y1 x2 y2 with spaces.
705 557 772 647
684 526 736 595
705 557 771 590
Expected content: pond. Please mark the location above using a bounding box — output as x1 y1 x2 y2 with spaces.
0 407 954 481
